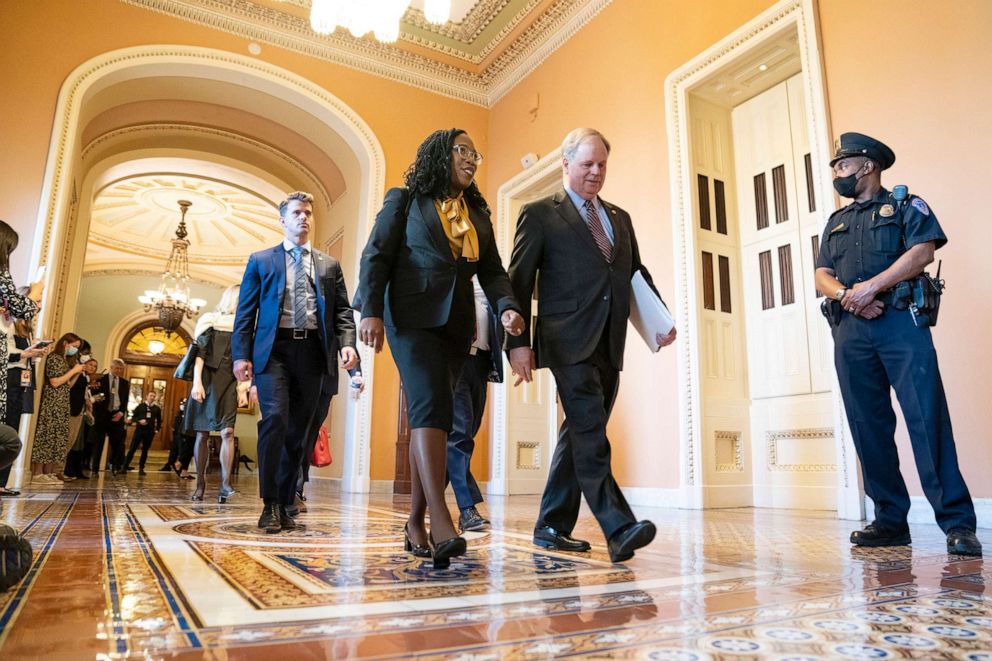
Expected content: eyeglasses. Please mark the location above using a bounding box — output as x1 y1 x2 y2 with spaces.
452 144 484 165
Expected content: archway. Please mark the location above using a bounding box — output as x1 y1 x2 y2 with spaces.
24 45 386 493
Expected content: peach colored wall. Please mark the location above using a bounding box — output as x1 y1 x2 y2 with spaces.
485 0 992 499
486 0 780 490
818 0 992 498
6 0 991 497
0 0 488 483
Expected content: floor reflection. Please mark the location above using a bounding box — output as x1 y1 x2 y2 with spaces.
0 474 988 659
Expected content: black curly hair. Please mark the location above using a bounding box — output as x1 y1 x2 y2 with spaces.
404 129 489 214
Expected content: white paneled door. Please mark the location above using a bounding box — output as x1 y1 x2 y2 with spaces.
732 74 836 509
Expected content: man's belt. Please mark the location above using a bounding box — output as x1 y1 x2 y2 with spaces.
276 328 318 340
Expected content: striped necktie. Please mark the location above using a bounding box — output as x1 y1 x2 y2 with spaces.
583 199 613 261
290 246 308 328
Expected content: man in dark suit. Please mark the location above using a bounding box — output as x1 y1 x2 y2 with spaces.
507 128 677 563
123 390 162 475
89 359 130 474
233 191 357 534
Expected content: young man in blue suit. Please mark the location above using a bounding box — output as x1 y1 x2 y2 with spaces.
233 191 357 533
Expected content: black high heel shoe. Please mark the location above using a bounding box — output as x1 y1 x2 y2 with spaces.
191 484 205 502
428 532 467 569
404 523 431 558
218 486 235 504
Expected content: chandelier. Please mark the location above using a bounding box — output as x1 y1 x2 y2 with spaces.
138 200 206 335
309 0 452 43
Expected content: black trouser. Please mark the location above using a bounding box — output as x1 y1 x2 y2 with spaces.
446 351 489 510
124 428 156 470
177 433 195 470
90 416 127 471
0 370 24 488
297 378 334 493
834 309 975 534
254 336 324 506
537 337 635 540
0 424 21 474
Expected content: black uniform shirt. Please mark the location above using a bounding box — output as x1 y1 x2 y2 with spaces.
816 187 947 285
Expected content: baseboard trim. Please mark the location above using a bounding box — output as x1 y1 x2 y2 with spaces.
369 479 394 494
865 496 992 530
621 486 681 509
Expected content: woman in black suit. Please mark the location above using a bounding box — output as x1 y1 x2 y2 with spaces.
358 129 523 568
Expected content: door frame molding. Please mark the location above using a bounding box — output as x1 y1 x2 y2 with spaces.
489 149 563 495
663 0 863 517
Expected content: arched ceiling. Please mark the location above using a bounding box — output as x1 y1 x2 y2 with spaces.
121 0 612 106
83 157 287 286
91 172 282 261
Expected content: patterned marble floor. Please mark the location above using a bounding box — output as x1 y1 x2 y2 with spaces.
0 472 988 660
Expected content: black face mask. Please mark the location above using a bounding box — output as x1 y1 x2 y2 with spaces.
833 173 858 198
833 162 869 198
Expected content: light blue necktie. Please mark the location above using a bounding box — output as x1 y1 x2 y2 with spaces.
291 246 308 328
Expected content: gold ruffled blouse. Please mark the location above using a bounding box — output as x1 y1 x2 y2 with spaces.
434 194 479 262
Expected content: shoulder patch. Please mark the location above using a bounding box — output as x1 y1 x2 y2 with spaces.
911 197 930 216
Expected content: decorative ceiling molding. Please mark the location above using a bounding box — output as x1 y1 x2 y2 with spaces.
83 268 234 288
83 122 333 210
120 0 613 107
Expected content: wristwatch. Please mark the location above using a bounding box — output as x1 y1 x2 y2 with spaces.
834 287 847 301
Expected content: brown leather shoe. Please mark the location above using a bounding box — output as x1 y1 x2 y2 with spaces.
257 503 281 534
279 506 305 531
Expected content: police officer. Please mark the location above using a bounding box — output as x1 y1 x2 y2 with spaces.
815 132 981 556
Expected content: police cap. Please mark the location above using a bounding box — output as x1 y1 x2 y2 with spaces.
829 132 896 169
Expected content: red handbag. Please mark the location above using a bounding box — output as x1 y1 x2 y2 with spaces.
311 425 332 468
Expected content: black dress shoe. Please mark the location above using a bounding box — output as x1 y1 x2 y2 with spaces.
947 529 983 556
850 522 911 547
459 506 490 532
157 464 172 472
404 523 431 558
428 532 466 569
279 506 305 531
138 470 147 476
533 525 591 552
258 503 281 534
608 520 657 563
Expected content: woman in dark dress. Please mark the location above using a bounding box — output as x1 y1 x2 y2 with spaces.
184 285 248 502
0 222 42 424
357 129 524 567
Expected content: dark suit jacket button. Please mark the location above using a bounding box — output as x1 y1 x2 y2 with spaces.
603 296 608 301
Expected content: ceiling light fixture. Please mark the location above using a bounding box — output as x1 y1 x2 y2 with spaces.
137 200 207 336
309 0 452 43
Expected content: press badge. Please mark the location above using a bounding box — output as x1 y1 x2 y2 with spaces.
20 370 31 388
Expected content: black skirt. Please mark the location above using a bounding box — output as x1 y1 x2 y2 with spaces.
182 329 238 433
386 323 472 431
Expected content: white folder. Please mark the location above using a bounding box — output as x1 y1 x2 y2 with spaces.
629 271 675 353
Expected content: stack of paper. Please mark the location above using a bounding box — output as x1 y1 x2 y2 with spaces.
629 271 675 353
